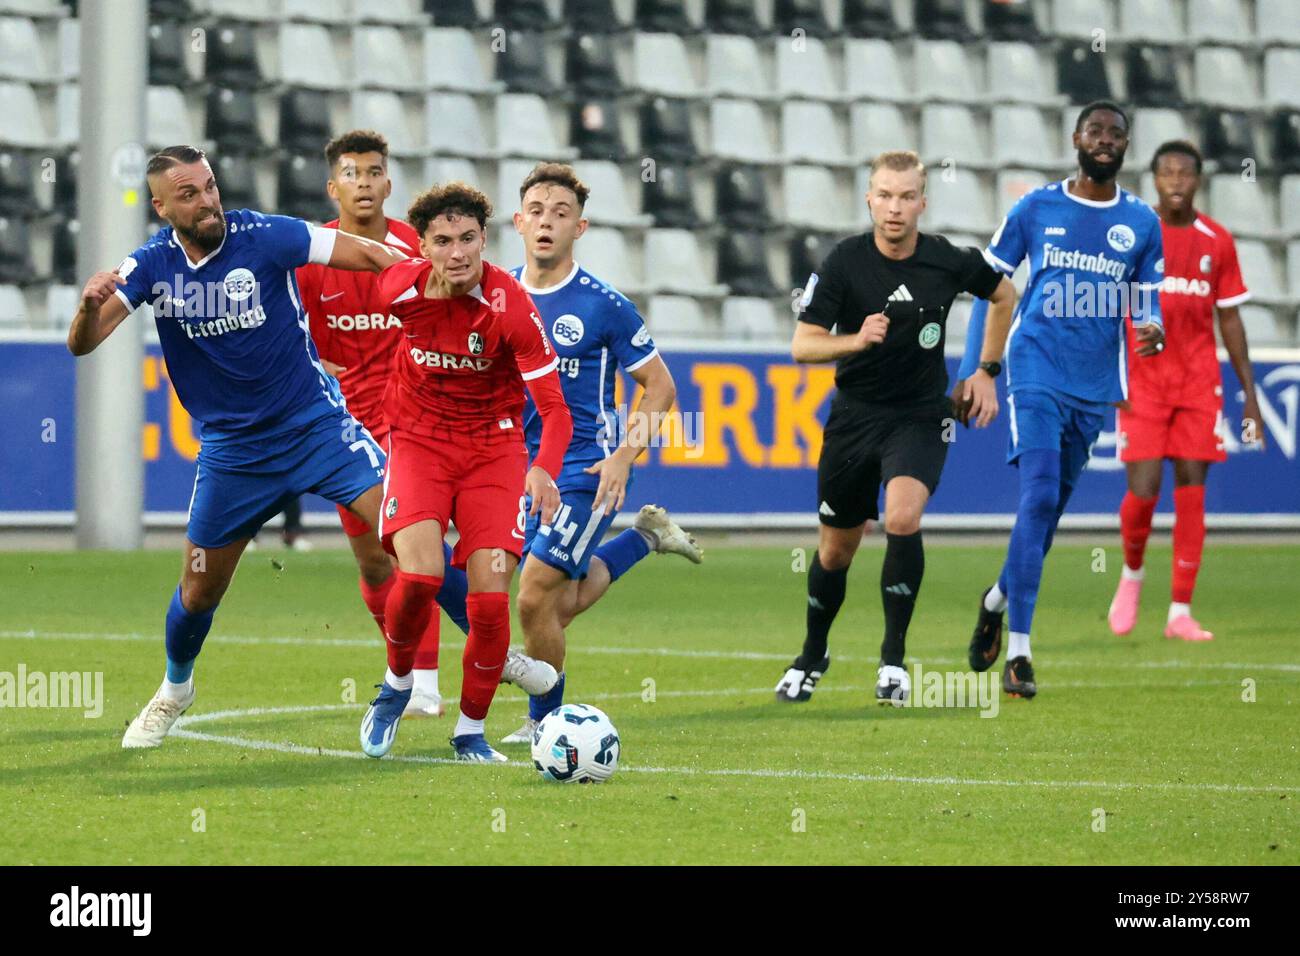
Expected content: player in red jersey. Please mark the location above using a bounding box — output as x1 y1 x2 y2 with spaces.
295 130 469 719
358 181 573 762
1108 141 1264 641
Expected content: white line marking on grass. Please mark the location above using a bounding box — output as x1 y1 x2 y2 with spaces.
6 629 1300 673
171 698 1299 795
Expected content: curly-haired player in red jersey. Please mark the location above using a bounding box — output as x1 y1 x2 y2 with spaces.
1108 141 1264 642
358 182 573 763
295 131 470 720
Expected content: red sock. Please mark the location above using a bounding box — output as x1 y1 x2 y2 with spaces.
383 571 442 677
359 572 396 638
1172 485 1206 604
1120 492 1157 571
459 592 510 721
413 609 440 671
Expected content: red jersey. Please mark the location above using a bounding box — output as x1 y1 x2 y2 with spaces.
295 218 420 434
377 257 567 464
1126 212 1249 412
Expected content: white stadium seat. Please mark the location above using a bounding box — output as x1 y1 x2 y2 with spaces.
1279 176 1300 238
920 104 987 167
1187 0 1251 45
0 15 53 82
279 24 344 89
710 98 775 163
209 0 281 22
495 94 575 159
922 169 995 235
913 40 983 103
45 284 78 331
1208 175 1277 237
426 156 479 188
987 43 1061 106
990 105 1055 168
644 229 727 297
425 27 501 93
1287 242 1300 298
146 86 196 150
1193 48 1256 108
1263 49 1300 110
351 91 425 156
1119 0 1185 43
781 101 850 166
995 169 1050 213
776 36 845 101
57 16 76 80
1256 0 1300 44
575 161 653 228
786 165 858 232
706 34 771 100
0 283 28 328
577 227 641 294
844 39 913 103
426 93 492 158
633 33 699 98
1129 109 1191 171
354 26 424 91
849 102 914 162
355 0 425 25
1235 240 1285 302
1238 306 1286 346
1053 0 1115 39
647 295 710 337
0 81 51 147
722 297 783 340
283 0 352 24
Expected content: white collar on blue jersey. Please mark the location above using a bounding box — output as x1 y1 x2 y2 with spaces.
1060 177 1121 209
517 260 580 296
169 226 228 270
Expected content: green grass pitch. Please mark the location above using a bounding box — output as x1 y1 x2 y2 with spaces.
1 541 1296 865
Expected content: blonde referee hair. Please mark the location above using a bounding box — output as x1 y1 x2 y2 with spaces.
868 150 927 192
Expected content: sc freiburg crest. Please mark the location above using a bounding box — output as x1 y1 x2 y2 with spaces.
468 331 484 355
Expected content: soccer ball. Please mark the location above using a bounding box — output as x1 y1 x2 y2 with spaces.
530 704 621 783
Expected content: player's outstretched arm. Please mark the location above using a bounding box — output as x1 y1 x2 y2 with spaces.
791 315 887 363
67 271 131 356
327 231 409 274
962 276 1017 428
1217 305 1265 448
523 369 572 526
586 354 677 515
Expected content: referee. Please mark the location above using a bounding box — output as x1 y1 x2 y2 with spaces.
775 150 1017 705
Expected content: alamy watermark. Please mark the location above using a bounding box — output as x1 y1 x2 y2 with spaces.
881 663 1001 718
0 665 103 718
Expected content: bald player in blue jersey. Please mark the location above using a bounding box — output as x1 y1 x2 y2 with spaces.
951 102 1166 698
499 162 703 744
68 145 409 748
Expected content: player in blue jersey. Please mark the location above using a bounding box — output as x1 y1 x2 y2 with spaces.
951 102 1166 698
67 145 411 748
499 162 703 743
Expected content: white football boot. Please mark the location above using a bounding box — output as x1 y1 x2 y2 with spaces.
403 689 444 718
500 717 539 744
122 681 196 748
499 648 559 696
875 664 911 707
634 504 703 563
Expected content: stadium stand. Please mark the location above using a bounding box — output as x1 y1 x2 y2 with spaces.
0 0 1294 343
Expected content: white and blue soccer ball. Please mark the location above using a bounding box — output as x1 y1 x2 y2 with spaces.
531 704 621 783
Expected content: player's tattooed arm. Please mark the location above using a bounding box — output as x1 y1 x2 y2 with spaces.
961 276 1016 428
327 231 408 273
587 354 677 515
1217 305 1265 448
67 271 131 356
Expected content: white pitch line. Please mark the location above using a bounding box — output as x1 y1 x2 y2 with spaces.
170 701 1300 795
5 628 1300 673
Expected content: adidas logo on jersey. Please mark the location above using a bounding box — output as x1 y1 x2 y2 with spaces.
887 284 914 303
818 501 836 517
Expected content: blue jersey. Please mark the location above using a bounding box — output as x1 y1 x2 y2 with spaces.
964 180 1163 406
511 263 658 489
115 209 343 445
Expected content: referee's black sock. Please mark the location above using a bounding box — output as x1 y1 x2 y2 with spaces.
799 552 847 667
880 531 924 667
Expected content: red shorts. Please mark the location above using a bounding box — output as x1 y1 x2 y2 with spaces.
336 421 391 537
1118 401 1226 463
377 430 529 569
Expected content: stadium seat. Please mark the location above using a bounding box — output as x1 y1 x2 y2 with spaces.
784 165 857 232
987 43 1061 106
849 102 914 162
1187 0 1250 45
645 229 727 296
426 93 492 158
1137 171 1158 206
279 88 333 154
209 0 280 21
496 94 575 159
496 31 551 94
1208 174 1277 238
355 0 424 25
1256 0 1300 44
45 283 77 332
1118 0 1185 43
56 16 76 80
206 22 263 90
491 221 524 268
647 295 710 337
147 20 188 87
0 215 33 283
0 283 27 328
570 96 628 159
990 106 1055 169
715 163 770 230
773 0 832 38
776 36 845 102
635 0 696 35
567 0 628 32
946 297 971 346
385 157 416 218
1280 176 1300 238
1201 109 1257 170
722 297 783 340
634 33 699 97
1052 0 1114 38
983 0 1040 41
706 0 765 36
51 214 76 283
717 232 778 297
1235 240 1285 302
913 41 983 103
354 26 424 91
913 0 969 40
0 148 32 215
1263 49 1300 111
0 81 51 148
1056 42 1112 103
350 91 425 157
641 96 696 162
789 230 838 288
781 102 850 166
278 152 335 223
1126 44 1183 107
425 156 480 189
283 0 352 25
1130 108 1190 169
55 83 77 148
497 0 556 31
577 226 641 293
53 148 75 214
844 39 913 103
425 0 480 28
1272 110 1300 175
706 34 771 100
1238 305 1286 346
425 28 502 94
146 87 196 150
0 0 65 16
567 31 622 96
710 99 775 164
1288 242 1300 298
206 86 262 153
279 24 343 90
921 168 994 234
642 161 698 228
1193 48 1255 109
214 152 258 209
921 104 988 168
996 169 1050 211
575 161 653 227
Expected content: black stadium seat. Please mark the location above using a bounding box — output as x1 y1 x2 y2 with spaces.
0 216 35 284
52 217 78 285
565 0 623 32
983 0 1038 41
148 20 188 87
424 0 479 27
497 31 551 93
718 232 778 297
205 22 263 89
214 153 258 209
774 0 831 38
642 161 698 228
570 97 627 159
842 0 903 37
0 150 34 217
567 31 622 95
914 0 969 40
1201 109 1258 170
1057 42 1112 103
277 153 334 224
789 231 838 290
498 0 556 31
1126 44 1182 107
1272 110 1300 175
640 96 696 162
149 0 198 18
706 0 764 36
54 150 78 215
279 89 332 155
207 86 262 152
715 163 769 230
635 0 694 34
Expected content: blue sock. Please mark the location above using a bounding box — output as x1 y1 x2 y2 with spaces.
164 585 215 684
1005 449 1061 636
436 541 470 635
593 529 651 583
529 672 565 722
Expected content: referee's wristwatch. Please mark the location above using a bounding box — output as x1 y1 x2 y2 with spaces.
977 360 1001 378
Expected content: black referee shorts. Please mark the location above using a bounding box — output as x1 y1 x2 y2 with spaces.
816 394 950 529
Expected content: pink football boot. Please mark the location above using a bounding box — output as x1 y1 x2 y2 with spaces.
1165 615 1214 641
1107 576 1143 635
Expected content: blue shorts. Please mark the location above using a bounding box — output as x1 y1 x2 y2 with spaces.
1006 388 1106 479
187 412 385 548
522 486 620 580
